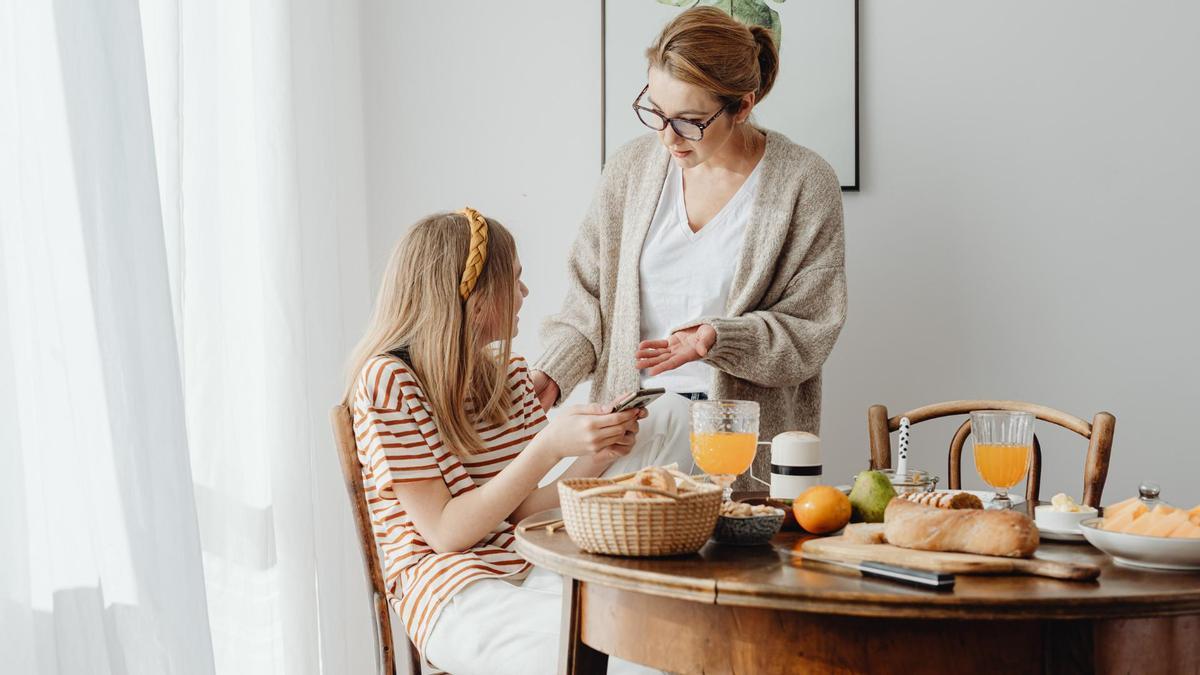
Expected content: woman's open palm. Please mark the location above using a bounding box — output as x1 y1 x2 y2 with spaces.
635 324 717 376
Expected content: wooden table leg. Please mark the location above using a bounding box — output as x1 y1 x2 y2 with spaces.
559 577 608 675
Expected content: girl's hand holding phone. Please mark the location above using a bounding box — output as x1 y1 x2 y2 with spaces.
535 403 645 462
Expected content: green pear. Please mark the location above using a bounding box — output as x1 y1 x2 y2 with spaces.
849 470 897 523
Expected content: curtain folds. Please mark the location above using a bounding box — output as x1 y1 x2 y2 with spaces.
1 0 375 672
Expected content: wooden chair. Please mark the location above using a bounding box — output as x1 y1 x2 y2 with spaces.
330 404 423 675
867 400 1116 508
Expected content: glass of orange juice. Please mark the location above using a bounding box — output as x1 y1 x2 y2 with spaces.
970 410 1034 509
690 400 759 500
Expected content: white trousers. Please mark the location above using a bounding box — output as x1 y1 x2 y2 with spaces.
423 566 660 675
423 394 693 675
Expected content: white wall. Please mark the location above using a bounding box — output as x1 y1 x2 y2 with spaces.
361 1 1200 504
361 0 602 362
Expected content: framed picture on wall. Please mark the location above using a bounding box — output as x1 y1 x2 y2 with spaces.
603 0 860 190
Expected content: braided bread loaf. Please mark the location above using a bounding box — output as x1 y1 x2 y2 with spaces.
885 498 1038 558
898 490 984 510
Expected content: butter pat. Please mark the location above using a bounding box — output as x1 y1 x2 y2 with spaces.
1037 493 1097 533
1051 493 1085 513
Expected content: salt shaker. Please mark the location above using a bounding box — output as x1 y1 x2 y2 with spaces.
1138 482 1162 509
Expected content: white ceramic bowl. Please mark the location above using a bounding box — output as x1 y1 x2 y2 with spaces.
1035 504 1098 532
1079 518 1200 570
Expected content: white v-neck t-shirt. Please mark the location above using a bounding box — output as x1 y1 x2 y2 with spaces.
638 158 763 393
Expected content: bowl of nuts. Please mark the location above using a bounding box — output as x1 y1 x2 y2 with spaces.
712 501 786 546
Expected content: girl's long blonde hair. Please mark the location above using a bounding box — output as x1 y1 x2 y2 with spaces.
344 211 518 456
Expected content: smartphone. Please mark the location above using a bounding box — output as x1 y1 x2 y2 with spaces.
612 387 666 413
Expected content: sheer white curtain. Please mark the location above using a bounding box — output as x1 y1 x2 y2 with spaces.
2 0 376 673
0 0 213 672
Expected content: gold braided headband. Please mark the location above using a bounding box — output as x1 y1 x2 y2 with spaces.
458 207 490 300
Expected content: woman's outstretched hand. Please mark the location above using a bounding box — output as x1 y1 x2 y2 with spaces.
531 370 560 412
635 324 717 376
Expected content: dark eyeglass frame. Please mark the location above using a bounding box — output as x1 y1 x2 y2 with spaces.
632 84 730 141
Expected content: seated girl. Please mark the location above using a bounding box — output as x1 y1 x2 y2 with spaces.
344 208 689 674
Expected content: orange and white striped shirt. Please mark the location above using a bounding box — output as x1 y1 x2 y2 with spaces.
351 353 547 655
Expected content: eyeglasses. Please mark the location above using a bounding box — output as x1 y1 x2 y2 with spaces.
632 84 728 142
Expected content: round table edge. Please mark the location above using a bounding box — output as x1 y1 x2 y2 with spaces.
515 511 1200 621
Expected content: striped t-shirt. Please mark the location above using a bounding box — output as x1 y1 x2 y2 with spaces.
352 353 547 654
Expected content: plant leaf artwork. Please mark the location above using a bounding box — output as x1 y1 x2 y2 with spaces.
655 0 786 46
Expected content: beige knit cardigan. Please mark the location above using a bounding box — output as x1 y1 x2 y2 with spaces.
535 130 847 462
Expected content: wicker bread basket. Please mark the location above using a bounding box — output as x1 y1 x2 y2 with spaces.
557 477 722 557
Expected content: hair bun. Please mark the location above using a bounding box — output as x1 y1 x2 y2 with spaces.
748 25 779 104
646 8 780 110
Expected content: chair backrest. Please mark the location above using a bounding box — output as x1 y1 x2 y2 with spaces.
867 400 1116 507
330 404 413 675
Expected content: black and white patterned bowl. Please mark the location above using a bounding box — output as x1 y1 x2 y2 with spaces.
711 510 785 546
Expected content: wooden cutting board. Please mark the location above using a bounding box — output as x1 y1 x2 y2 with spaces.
801 536 1101 581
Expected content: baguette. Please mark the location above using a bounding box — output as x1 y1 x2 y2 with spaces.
898 490 984 510
884 498 1039 558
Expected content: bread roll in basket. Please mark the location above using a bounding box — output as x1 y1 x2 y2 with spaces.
558 467 722 557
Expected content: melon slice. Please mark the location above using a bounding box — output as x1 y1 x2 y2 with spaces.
1102 510 1137 532
1125 513 1160 535
1145 511 1189 537
1101 500 1200 536
1168 521 1200 539
1104 497 1141 518
1102 502 1148 531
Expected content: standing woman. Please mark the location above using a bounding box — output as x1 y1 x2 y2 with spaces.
533 7 847 477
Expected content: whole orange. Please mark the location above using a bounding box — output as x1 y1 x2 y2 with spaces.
792 486 851 534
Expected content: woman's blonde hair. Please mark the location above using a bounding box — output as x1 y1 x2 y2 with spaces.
646 6 780 111
344 211 518 456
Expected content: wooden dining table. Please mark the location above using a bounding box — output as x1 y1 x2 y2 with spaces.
515 501 1200 675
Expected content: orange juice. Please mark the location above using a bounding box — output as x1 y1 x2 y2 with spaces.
691 432 757 476
974 443 1031 489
